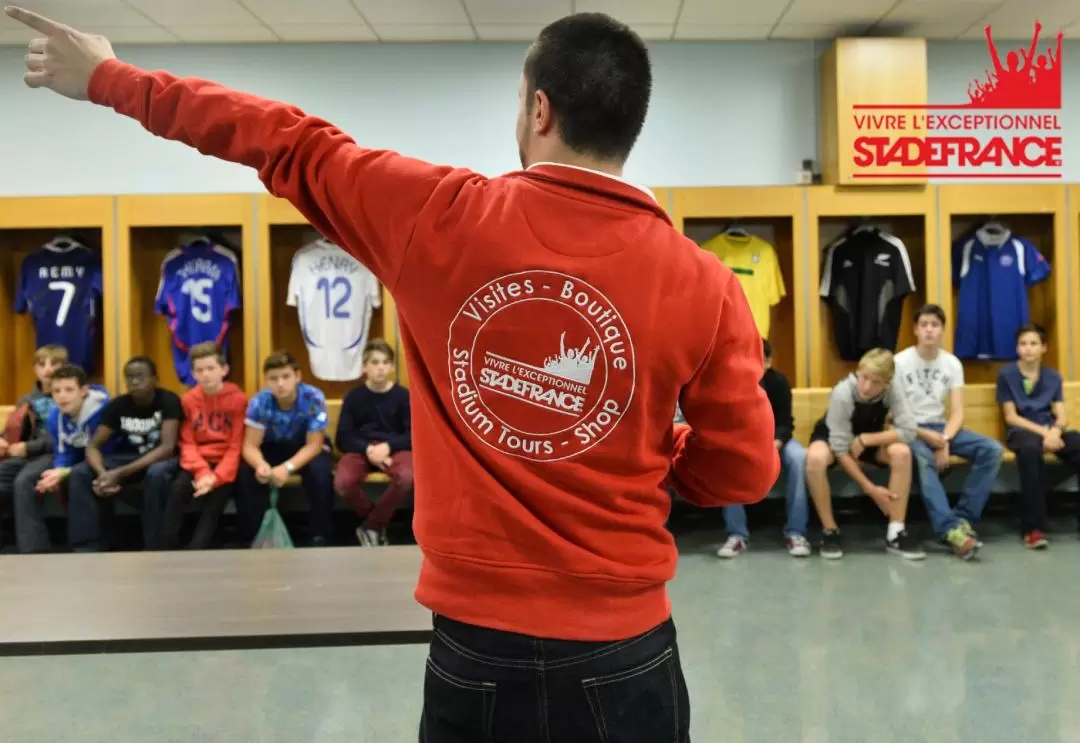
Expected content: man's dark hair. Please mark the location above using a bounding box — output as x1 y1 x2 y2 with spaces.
762 338 772 360
125 355 157 377
524 13 651 163
51 363 87 386
1016 323 1048 344
914 304 947 326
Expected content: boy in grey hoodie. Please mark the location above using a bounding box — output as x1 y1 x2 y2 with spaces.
0 345 65 552
804 348 924 561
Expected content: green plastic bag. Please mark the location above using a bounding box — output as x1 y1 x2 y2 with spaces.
252 486 293 549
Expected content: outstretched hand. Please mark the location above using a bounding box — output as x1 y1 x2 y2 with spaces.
5 5 116 100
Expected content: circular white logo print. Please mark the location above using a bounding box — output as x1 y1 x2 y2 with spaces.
447 270 635 462
1000 253 1014 267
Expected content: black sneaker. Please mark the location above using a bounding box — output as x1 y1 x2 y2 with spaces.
820 530 843 560
886 531 926 560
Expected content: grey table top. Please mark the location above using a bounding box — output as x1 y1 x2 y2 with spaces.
0 546 431 655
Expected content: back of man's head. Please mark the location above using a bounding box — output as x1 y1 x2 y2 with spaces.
524 13 652 163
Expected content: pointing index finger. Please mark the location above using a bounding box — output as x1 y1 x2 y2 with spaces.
4 5 66 35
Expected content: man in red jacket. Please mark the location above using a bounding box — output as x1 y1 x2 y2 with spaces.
7 7 778 741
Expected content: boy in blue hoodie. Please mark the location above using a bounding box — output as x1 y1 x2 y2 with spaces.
34 364 110 550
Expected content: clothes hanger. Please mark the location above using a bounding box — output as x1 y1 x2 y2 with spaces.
722 220 751 239
43 234 84 252
850 217 877 234
979 216 1010 235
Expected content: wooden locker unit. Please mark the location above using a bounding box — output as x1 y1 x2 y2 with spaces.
117 195 256 397
1067 185 1080 382
807 186 937 387
0 196 115 404
670 186 806 387
257 196 400 400
938 185 1068 385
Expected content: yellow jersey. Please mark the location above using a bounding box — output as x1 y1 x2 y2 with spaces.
701 233 785 338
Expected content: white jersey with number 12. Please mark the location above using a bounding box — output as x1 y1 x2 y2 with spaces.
288 239 381 381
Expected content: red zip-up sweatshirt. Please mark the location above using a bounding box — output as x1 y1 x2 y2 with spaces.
179 382 247 485
89 60 778 641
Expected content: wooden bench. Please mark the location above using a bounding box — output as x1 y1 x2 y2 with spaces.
0 547 431 656
789 382 1080 496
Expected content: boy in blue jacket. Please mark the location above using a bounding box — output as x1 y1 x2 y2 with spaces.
35 364 110 503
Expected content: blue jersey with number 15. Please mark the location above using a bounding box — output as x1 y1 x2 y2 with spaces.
155 240 241 386
16 243 103 372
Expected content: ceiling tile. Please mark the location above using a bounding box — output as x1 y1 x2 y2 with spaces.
0 0 155 29
897 22 978 39
981 0 1078 28
780 0 896 26
626 22 675 40
269 23 377 41
677 0 790 26
465 0 571 25
474 23 547 40
169 25 278 42
673 23 774 40
770 23 862 39
242 0 363 25
574 0 681 24
878 0 997 25
353 0 470 24
84 25 178 42
374 24 477 40
126 0 260 26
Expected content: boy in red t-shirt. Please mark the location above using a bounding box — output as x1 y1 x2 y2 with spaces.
163 342 247 549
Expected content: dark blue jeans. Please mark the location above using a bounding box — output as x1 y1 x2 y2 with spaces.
67 454 179 552
420 615 691 743
236 439 334 544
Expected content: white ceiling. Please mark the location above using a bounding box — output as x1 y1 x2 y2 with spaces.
0 0 1077 45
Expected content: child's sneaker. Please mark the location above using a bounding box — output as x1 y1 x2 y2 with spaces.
886 531 926 560
944 526 978 561
1024 530 1049 550
958 518 983 547
716 536 747 559
786 535 812 557
820 530 843 560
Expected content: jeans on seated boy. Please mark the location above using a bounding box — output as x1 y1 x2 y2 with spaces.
909 422 1002 538
723 440 808 541
67 454 179 552
236 436 334 543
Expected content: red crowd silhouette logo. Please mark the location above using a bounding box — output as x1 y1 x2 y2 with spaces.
852 22 1064 179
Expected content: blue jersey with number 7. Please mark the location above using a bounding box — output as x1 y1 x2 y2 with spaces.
288 238 381 381
155 240 241 386
16 241 103 373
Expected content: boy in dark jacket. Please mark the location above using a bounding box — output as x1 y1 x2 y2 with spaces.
716 340 810 559
0 344 65 552
334 339 412 547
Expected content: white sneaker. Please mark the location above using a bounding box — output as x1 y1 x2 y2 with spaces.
786 535 812 557
356 527 380 547
716 536 747 559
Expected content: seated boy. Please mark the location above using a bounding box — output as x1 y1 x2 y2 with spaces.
0 344 65 553
34 365 111 551
163 342 247 550
239 351 333 546
896 305 1003 560
334 339 413 547
805 348 924 560
717 339 810 558
68 356 182 552
997 324 1080 549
